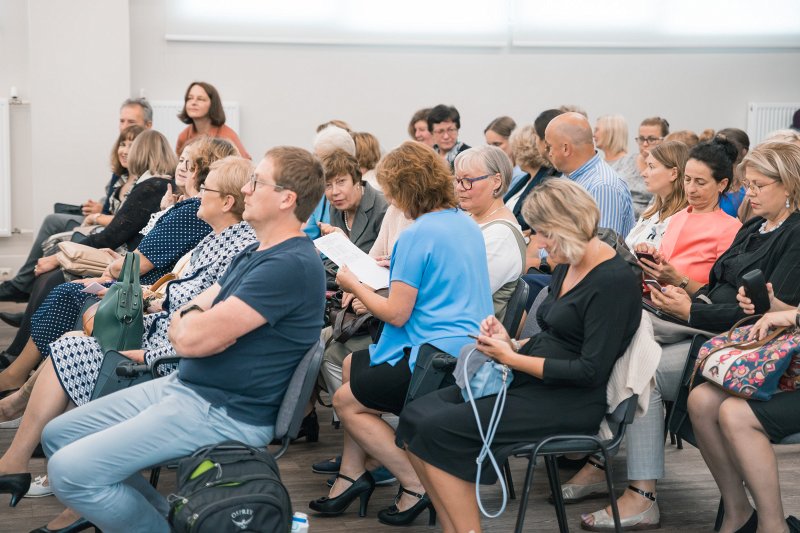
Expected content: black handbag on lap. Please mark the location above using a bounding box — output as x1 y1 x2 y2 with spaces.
90 350 152 401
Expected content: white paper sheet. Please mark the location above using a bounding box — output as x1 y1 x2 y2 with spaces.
314 232 390 289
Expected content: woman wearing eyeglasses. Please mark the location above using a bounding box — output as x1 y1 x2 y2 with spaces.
624 117 671 216
576 141 800 531
454 146 526 321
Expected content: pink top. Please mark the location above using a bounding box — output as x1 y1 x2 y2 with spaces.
659 206 742 285
175 123 251 160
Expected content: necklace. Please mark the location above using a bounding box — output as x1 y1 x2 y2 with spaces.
759 215 789 234
343 211 352 232
474 203 505 223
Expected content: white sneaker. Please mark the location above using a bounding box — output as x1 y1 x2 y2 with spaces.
25 475 53 498
0 416 21 429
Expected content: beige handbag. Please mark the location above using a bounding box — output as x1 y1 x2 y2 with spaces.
56 242 117 277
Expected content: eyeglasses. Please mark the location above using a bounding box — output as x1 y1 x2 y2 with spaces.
742 179 780 194
199 185 222 195
433 127 458 136
249 175 288 193
635 136 664 145
453 174 493 190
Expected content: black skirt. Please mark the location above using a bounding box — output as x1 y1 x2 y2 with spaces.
396 378 607 484
349 348 412 416
748 389 800 442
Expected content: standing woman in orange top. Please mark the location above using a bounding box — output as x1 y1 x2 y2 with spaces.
175 81 251 159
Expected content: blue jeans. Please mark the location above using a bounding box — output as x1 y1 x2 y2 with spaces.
42 374 274 533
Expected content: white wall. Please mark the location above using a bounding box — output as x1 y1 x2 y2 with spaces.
130 0 800 157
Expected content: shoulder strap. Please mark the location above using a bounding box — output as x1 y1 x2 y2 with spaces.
481 219 527 274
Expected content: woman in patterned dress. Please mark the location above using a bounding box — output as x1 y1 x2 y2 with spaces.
0 157 256 523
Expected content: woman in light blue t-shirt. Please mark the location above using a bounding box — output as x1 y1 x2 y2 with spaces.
309 141 493 527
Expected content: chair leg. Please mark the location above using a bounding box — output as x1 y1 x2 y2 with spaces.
514 455 537 533
599 451 622 533
149 467 161 489
504 459 516 500
545 455 569 533
714 498 724 532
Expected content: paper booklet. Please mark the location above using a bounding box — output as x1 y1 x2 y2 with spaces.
313 232 390 289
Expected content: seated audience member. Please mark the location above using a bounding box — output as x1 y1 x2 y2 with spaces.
544 112 635 237
317 149 388 254
533 109 565 168
407 108 433 147
484 116 525 187
0 157 256 525
317 119 353 133
309 141 493 526
689 292 800 533
428 104 471 168
559 104 588 117
625 141 689 250
174 81 250 159
0 124 145 307
574 141 800 531
636 138 742 292
304 125 357 240
634 117 670 174
351 131 382 192
767 128 800 145
504 125 557 233
0 138 236 394
454 146 526 320
594 114 651 216
37 146 326 533
716 128 750 218
396 178 642 533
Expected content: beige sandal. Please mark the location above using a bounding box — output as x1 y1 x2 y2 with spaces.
580 485 661 531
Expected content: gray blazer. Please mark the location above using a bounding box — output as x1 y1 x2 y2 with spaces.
330 182 388 254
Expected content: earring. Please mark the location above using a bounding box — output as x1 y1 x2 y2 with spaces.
493 189 501 198
787 198 791 209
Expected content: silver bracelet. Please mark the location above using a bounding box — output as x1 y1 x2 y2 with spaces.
510 338 521 352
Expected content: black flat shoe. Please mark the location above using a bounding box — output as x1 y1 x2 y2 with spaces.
377 486 436 527
309 471 375 517
29 516 98 533
733 510 758 533
0 311 23 328
0 472 31 507
0 282 29 303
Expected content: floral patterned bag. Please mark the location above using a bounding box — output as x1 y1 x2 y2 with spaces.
693 316 800 401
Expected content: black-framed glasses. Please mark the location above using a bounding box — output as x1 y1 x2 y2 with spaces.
635 136 664 145
249 174 288 193
742 179 780 194
199 185 222 195
453 174 493 190
433 126 458 136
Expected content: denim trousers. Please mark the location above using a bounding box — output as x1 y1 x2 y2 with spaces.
42 373 274 533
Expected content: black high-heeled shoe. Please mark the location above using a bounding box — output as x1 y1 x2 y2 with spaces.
733 510 758 533
0 472 31 507
377 486 436 527
28 516 98 533
309 471 375 517
295 409 319 443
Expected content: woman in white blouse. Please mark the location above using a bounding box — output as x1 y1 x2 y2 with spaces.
625 141 689 249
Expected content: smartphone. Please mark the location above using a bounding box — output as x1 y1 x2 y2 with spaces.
741 269 770 314
636 251 657 264
467 334 480 340
644 279 664 293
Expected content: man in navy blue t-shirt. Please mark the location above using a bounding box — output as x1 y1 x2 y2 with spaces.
41 147 326 533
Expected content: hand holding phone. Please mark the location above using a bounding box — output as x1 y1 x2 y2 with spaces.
636 251 658 265
741 269 770 315
644 279 664 293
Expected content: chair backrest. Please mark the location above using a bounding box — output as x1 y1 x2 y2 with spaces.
520 286 549 339
502 279 530 337
605 394 639 452
272 338 324 458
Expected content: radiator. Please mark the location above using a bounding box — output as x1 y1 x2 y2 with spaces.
747 102 800 145
0 99 11 237
149 100 241 152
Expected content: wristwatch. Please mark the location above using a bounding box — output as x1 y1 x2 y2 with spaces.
179 304 204 318
795 310 800 329
678 276 690 289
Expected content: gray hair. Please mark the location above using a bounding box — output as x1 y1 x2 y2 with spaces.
120 98 153 124
454 145 514 197
314 125 356 158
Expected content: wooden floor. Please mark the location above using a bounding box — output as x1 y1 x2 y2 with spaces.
1 300 799 532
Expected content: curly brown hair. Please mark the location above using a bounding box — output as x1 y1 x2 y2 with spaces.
188 137 240 188
377 141 456 219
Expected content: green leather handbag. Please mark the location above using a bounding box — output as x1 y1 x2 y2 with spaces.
93 252 144 351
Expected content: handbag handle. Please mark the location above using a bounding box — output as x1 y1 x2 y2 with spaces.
118 252 140 285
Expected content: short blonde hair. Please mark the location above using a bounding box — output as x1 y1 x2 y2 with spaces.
377 141 456 219
521 178 599 264
208 156 252 219
509 125 545 171
127 130 178 178
596 115 629 155
739 141 800 211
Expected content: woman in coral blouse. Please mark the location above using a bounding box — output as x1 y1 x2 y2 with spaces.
635 137 742 295
175 81 250 159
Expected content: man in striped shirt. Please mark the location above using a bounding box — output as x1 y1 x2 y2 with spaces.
544 113 635 237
